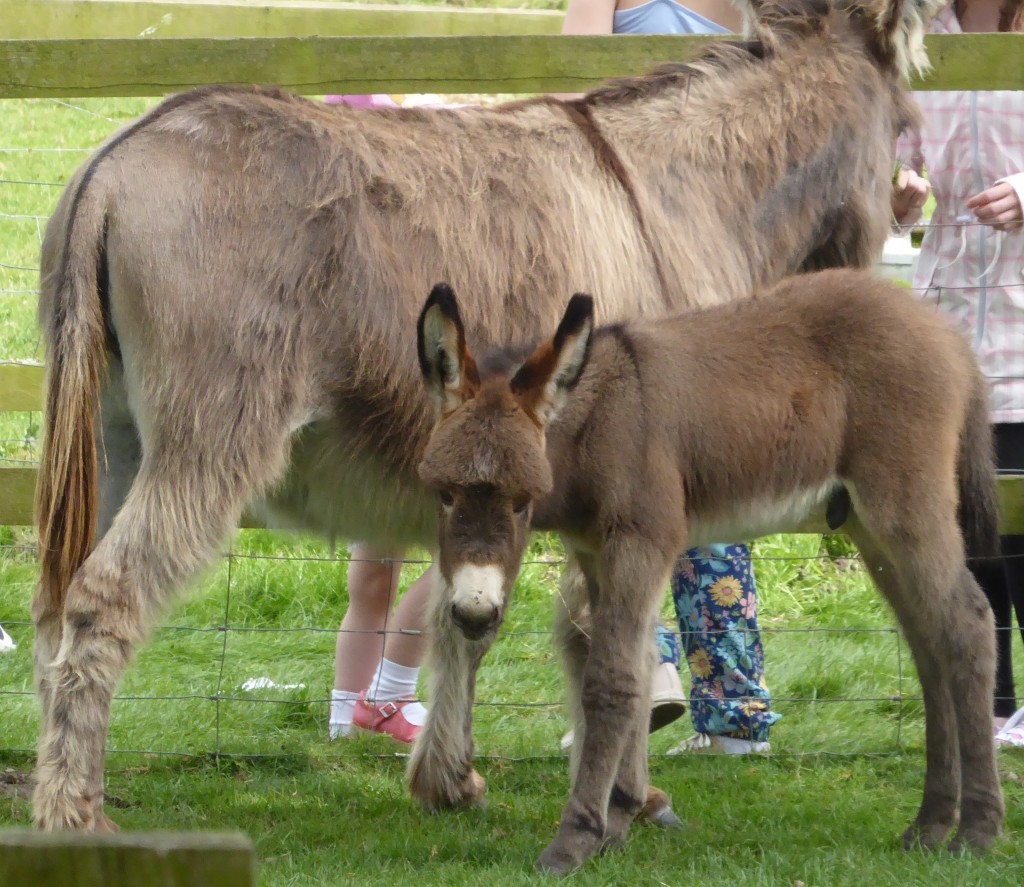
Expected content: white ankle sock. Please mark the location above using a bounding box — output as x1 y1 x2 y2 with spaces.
366 658 419 701
329 689 359 740
366 658 428 727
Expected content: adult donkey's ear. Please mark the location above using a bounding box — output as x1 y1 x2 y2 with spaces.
417 283 480 417
510 293 594 426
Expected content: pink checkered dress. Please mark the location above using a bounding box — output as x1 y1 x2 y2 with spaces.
897 6 1024 422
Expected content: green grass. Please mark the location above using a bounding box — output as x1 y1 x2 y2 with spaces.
3 20 1024 886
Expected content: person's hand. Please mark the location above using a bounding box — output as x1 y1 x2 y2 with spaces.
892 167 930 225
967 181 1024 232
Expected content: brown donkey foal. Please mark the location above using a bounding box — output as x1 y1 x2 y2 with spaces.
413 268 1004 874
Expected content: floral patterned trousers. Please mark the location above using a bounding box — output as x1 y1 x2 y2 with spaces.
657 543 779 742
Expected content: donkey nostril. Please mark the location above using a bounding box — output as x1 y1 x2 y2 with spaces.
450 602 499 640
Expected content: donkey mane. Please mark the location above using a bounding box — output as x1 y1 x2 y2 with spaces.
581 0 854 106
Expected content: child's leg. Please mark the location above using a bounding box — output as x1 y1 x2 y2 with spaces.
334 545 402 694
670 544 779 750
331 547 435 740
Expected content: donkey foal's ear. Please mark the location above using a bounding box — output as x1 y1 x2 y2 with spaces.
511 293 594 425
417 283 479 415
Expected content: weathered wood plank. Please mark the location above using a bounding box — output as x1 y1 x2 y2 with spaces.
0 363 44 413
0 33 1018 98
0 467 36 526
0 829 256 887
3 0 562 40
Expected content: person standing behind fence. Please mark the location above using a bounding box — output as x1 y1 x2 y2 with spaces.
329 545 435 744
560 0 780 756
893 0 1024 746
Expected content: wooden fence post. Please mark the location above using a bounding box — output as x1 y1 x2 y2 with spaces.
0 830 256 887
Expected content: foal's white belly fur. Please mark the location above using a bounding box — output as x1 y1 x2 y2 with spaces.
686 480 839 547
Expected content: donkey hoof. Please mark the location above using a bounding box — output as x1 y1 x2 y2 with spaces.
535 844 583 877
599 832 629 855
411 766 486 812
637 786 681 829
948 826 998 857
901 821 953 851
646 804 683 829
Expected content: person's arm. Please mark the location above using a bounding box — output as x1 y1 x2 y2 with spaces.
562 0 617 35
891 119 929 226
892 167 930 227
967 174 1024 232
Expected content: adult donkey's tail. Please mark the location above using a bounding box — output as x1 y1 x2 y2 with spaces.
957 375 1001 571
35 168 110 614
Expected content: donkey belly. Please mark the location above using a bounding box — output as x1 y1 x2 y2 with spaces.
252 421 438 550
686 480 839 547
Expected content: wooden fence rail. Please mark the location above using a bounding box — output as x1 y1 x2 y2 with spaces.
0 33 1022 97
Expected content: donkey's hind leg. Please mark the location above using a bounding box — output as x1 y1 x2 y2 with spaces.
31 363 142 797
850 515 1002 853
33 422 292 832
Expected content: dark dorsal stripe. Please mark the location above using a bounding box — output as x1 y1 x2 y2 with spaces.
550 97 675 309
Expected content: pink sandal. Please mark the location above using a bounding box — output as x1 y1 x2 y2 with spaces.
352 692 422 745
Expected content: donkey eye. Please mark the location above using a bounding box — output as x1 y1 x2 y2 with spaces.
513 497 531 516
439 490 455 508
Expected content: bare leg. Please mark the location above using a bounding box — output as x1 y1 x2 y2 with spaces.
334 549 433 693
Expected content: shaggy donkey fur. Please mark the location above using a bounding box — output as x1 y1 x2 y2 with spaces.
415 269 1003 874
33 0 943 832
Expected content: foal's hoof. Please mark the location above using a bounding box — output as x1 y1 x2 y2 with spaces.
638 787 682 829
645 804 682 829
410 764 486 812
901 821 953 852
536 844 583 877
948 826 998 857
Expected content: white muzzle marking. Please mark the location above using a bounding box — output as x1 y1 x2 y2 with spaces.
450 563 505 622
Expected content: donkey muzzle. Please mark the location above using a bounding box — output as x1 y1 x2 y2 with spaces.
450 602 501 640
449 564 505 640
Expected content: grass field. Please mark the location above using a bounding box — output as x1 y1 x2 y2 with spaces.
2 9 1024 886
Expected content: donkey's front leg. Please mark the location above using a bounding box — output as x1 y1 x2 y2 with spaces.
407 580 491 810
537 537 669 875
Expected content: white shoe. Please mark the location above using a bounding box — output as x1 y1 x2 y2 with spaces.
666 732 770 756
0 625 15 653
559 662 687 751
995 706 1024 748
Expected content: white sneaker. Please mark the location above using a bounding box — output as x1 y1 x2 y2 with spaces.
0 625 15 653
559 663 687 751
666 732 770 756
995 706 1024 748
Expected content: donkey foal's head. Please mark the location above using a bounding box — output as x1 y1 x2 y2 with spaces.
417 284 594 640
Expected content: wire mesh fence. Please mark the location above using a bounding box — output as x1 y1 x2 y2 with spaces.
2 98 1024 767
